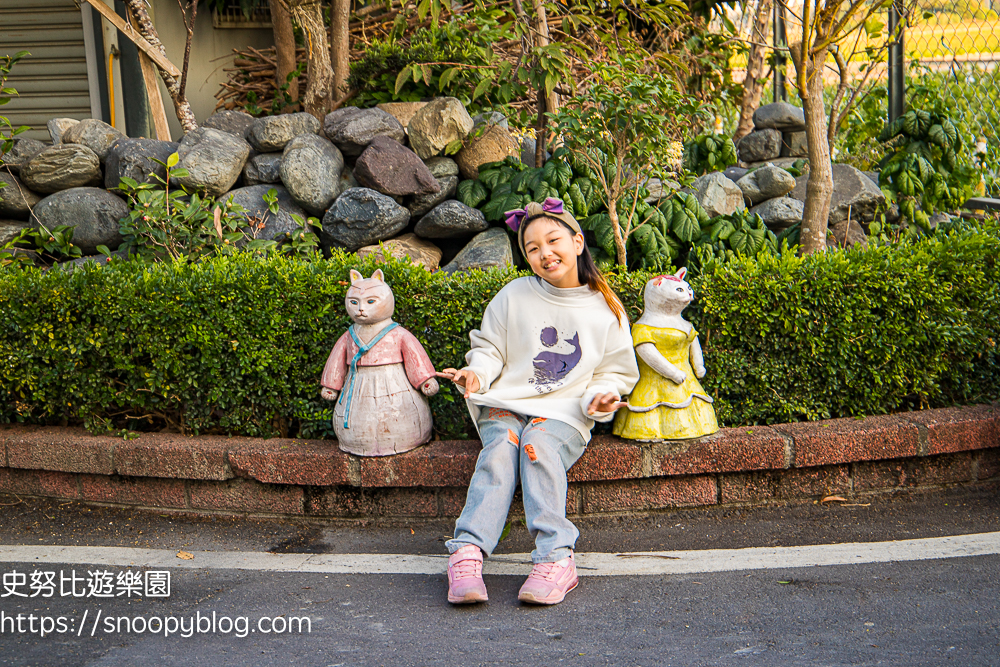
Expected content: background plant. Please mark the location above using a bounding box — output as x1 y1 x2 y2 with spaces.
683 132 738 175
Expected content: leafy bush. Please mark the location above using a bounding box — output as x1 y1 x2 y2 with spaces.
2 224 997 439
683 132 738 174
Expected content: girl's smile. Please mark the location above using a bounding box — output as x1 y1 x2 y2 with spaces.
522 217 585 289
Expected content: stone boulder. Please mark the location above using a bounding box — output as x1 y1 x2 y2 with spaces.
519 136 550 169
354 136 440 197
441 227 513 274
828 219 868 248
47 118 80 145
242 152 283 186
356 232 442 271
736 164 796 205
62 119 125 162
203 110 255 139
225 185 308 242
687 172 745 217
323 107 406 157
174 128 250 197
0 220 30 246
407 97 474 160
376 102 428 131
247 112 320 152
280 134 345 215
789 164 885 225
738 129 782 163
414 200 488 238
643 178 679 203
749 196 804 230
2 137 46 174
32 187 128 254
21 145 102 193
472 112 508 130
321 187 410 251
424 157 459 179
455 124 519 179
753 102 806 132
0 172 42 220
723 166 749 183
781 131 808 158
408 175 458 218
104 139 179 190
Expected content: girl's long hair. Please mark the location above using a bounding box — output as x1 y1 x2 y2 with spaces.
523 216 627 325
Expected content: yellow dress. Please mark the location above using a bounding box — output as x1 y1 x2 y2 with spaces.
613 323 719 441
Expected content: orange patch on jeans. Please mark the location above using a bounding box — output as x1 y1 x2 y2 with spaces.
489 408 516 420
530 417 547 426
507 429 520 446
524 444 538 462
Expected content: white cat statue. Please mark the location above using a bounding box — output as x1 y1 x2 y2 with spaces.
613 267 719 441
320 269 439 456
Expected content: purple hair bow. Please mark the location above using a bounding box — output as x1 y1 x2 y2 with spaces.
504 197 564 232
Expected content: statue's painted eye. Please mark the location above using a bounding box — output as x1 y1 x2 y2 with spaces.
367 299 376 304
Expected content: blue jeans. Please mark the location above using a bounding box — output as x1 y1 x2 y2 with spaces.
446 408 587 563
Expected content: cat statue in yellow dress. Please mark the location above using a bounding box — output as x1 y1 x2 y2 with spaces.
613 267 719 441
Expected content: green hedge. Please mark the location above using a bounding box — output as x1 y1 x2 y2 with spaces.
1 224 998 439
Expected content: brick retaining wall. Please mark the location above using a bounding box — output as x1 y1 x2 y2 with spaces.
1 404 997 520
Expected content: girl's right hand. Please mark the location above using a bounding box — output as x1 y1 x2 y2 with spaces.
436 368 480 398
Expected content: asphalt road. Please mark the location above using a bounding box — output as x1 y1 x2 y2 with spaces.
1 485 998 667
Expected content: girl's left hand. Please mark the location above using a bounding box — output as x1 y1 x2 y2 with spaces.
587 392 626 415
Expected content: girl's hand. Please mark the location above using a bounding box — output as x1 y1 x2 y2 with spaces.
588 392 626 415
436 369 480 398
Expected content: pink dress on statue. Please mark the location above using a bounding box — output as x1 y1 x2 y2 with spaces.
321 325 437 456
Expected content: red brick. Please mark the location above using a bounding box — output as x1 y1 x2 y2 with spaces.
0 468 79 499
4 427 114 474
776 415 919 468
568 437 643 482
978 449 1000 481
901 404 1000 456
720 465 851 504
566 484 581 515
854 453 974 492
115 434 233 481
188 479 304 514
229 438 350 486
438 486 469 517
309 486 437 517
582 475 717 513
80 474 187 508
359 440 479 487
649 426 787 477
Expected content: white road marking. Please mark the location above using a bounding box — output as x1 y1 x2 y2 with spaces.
1 531 999 576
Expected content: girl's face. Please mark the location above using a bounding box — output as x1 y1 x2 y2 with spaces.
522 217 584 289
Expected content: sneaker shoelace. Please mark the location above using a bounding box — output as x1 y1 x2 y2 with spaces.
451 557 482 580
530 561 565 582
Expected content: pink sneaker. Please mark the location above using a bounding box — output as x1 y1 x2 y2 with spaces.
447 544 488 604
518 552 578 605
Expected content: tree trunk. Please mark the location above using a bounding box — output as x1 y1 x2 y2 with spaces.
123 0 197 132
535 88 547 167
329 0 351 100
531 0 559 117
734 0 773 142
281 0 333 118
608 197 627 267
269 0 299 111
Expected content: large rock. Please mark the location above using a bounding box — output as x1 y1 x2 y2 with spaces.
174 127 250 197
0 220 30 246
320 187 410 251
753 102 806 132
104 138 179 190
2 137 46 174
520 136 551 168
354 136 440 197
829 219 868 248
21 145 102 193
61 119 125 162
247 112 320 152
280 134 344 215
736 165 796 205
31 187 128 254
723 166 749 183
323 107 406 157
225 185 308 242
781 131 808 158
0 172 42 220
738 129 782 163
455 124 519 179
749 196 804 230
408 175 458 217
414 200 488 238
376 102 428 131
407 97 474 160
688 172 745 217
472 111 508 130
424 157 459 179
242 152 283 186
47 118 80 145
203 110 255 139
356 232 442 271
789 164 885 225
441 227 513 274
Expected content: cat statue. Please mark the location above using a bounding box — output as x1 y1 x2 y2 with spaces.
613 267 719 441
320 269 439 456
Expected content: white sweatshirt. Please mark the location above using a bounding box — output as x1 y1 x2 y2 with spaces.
463 276 640 441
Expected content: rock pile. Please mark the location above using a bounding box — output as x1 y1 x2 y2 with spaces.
737 102 809 166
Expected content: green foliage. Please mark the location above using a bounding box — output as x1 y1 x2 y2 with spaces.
682 132 737 175
2 225 997 438
245 62 305 117
0 50 29 160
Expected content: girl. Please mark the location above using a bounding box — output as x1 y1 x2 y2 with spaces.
438 197 640 605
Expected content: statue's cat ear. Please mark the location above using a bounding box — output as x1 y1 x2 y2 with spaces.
674 267 687 282
349 269 364 284
370 268 385 283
